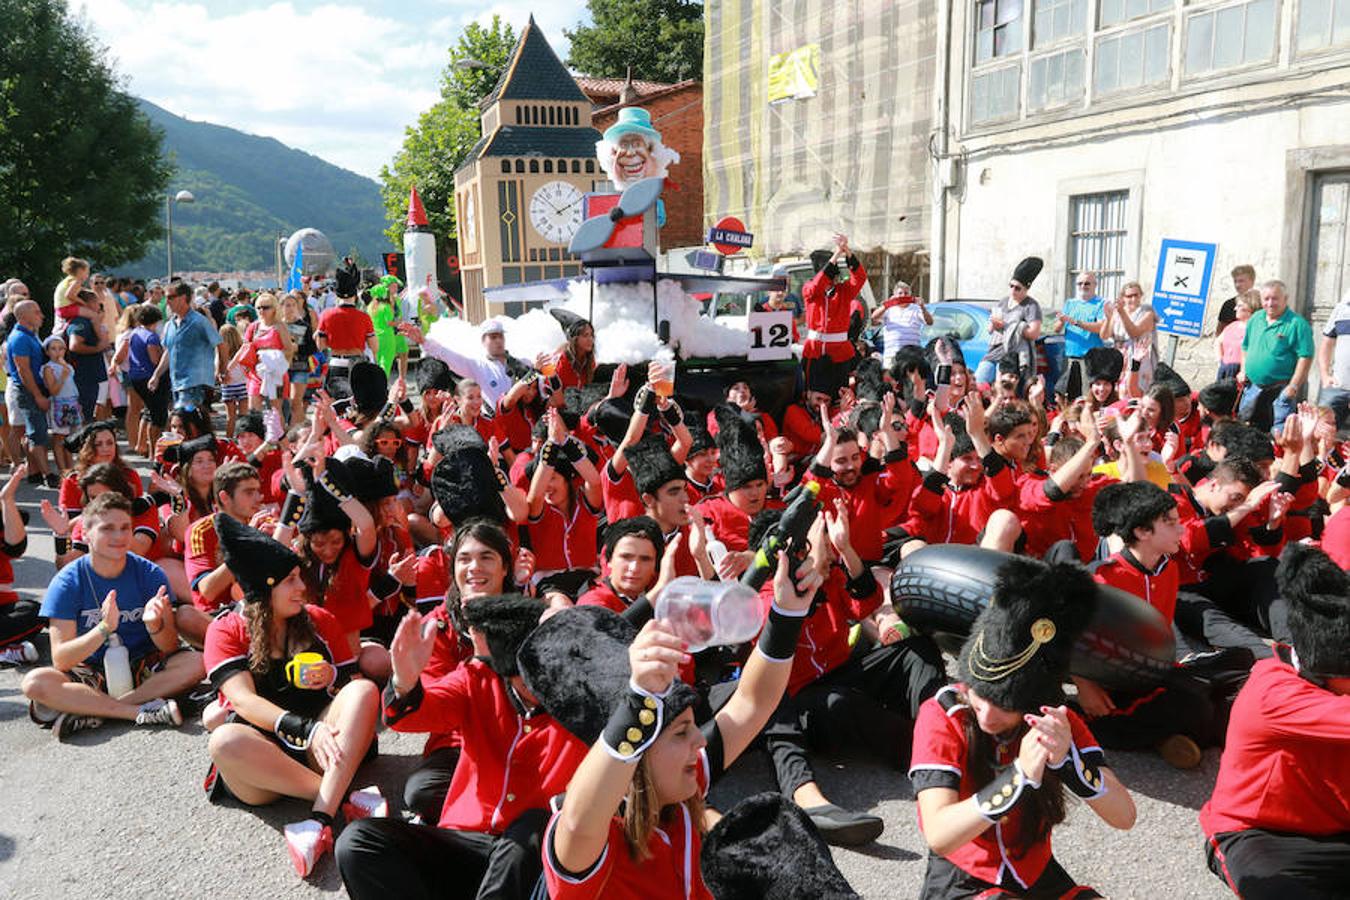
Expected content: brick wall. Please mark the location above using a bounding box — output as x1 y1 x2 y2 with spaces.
592 83 704 249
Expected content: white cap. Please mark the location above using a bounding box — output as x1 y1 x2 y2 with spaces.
479 318 505 336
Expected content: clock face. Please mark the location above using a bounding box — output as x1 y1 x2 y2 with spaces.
529 180 584 244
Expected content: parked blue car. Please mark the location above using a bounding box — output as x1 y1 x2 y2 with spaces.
916 300 1064 387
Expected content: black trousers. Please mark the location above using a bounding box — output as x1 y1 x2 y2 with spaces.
1173 591 1274 661
337 808 550 900
763 635 945 795
1079 670 1219 750
1206 829 1350 900
1190 557 1292 646
402 746 461 823
0 598 41 647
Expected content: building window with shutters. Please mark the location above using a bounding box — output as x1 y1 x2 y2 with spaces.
1067 190 1130 301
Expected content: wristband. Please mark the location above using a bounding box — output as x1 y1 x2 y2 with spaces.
936 365 952 386
96 621 112 641
560 437 584 464
600 684 664 762
810 462 833 480
883 447 908 465
400 584 417 600
661 402 683 427
170 492 187 516
1047 742 1109 800
399 398 415 414
975 760 1036 821
280 491 306 528
380 401 399 421
54 535 71 555
494 465 510 490
540 441 562 468
757 603 808 662
1338 465 1350 490
635 384 657 416
317 470 354 505
274 712 319 751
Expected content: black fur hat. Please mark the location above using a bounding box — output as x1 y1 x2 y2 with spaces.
719 440 767 493
1054 361 1083 400
349 361 388 417
809 249 833 274
711 403 759 449
297 463 352 535
548 307 591 338
164 434 217 466
852 357 886 403
415 357 455 394
957 556 1098 711
564 383 610 432
1153 362 1191 399
1011 256 1043 288
1083 346 1124 386
517 605 698 744
1091 480 1176 540
701 792 859 900
687 425 716 457
63 419 117 454
1277 543 1350 677
431 428 506 527
461 593 546 677
215 513 301 603
625 435 686 498
345 455 399 503
587 397 632 445
236 411 267 441
1198 379 1239 418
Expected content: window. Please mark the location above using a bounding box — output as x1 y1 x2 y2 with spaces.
1099 0 1171 28
1185 0 1277 74
1094 23 1170 94
1029 47 1086 109
585 160 596 173
543 160 553 173
515 107 524 124
501 160 511 173
548 107 556 125
529 159 539 173
1067 190 1130 302
970 63 1022 123
514 159 525 173
975 0 1025 63
571 160 581 173
1034 0 1087 46
1297 0 1350 51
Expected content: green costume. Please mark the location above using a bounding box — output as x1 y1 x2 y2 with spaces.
369 276 408 375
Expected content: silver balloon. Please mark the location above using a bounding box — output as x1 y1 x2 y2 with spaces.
283 228 337 276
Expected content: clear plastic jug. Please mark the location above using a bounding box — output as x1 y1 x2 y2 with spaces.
655 576 764 653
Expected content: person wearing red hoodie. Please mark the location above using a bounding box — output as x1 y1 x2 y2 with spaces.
749 498 944 847
1200 544 1350 899
801 232 867 397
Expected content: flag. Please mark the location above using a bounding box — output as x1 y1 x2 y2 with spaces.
285 243 304 292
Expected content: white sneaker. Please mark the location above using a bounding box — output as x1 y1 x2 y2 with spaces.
284 819 333 878
342 785 388 821
0 641 38 667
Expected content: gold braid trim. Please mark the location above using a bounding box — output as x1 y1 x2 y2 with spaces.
967 618 1057 681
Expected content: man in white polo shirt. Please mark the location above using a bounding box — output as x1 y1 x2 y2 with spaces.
399 318 520 409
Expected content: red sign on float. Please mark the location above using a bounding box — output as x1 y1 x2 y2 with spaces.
707 217 753 255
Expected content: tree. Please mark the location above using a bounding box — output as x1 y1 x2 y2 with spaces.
0 0 171 304
566 0 703 83
379 16 517 247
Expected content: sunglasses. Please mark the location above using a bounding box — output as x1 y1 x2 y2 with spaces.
257 305 275 311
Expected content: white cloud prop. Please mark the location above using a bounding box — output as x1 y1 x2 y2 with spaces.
427 279 759 364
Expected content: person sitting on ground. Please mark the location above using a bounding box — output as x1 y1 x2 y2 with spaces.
203 514 381 879
0 465 39 667
909 556 1136 898
44 463 163 571
22 492 204 740
181 462 266 642
57 420 144 515
1199 544 1350 899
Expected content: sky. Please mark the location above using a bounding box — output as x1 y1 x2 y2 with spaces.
76 0 590 180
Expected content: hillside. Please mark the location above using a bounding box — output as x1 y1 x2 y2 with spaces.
123 99 391 276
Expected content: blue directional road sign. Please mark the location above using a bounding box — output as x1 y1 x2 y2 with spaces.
1152 238 1218 338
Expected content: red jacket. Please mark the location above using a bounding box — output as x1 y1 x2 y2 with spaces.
905 454 1016 546
1093 549 1178 625
1016 471 1114 561
384 659 587 834
801 257 866 363
780 404 824 459
811 451 919 562
1169 481 1240 585
759 565 881 696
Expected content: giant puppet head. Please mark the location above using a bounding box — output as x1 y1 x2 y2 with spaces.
596 107 680 190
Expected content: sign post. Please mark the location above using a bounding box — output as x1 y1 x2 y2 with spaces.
1151 238 1218 365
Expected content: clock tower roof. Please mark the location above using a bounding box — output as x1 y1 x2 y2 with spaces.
484 16 589 106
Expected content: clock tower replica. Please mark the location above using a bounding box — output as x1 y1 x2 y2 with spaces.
454 16 603 321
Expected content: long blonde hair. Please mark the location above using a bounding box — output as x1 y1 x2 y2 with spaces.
219 323 243 360
622 756 707 861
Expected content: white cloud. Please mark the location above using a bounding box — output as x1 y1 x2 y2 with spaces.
77 0 588 178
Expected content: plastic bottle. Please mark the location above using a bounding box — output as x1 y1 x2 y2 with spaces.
655 576 764 653
705 537 729 570
103 634 133 699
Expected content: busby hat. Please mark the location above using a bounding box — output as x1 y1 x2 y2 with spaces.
587 397 632 445
236 411 267 441
719 440 767 493
215 513 301 603
461 593 546 677
430 427 506 526
1054 360 1083 400
701 792 859 900
1277 543 1350 677
415 357 455 394
517 605 698 745
625 435 686 498
1198 379 1239 418
565 383 610 432
1011 256 1044 288
164 434 217 466
809 249 833 274
345 455 399 503
349 361 388 417
711 403 759 448
687 425 716 457
548 307 591 338
1152 362 1191 399
1083 346 1124 385
957 556 1098 711
298 458 353 534
63 419 118 454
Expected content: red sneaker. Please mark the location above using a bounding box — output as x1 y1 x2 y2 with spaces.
342 785 388 821
283 819 333 878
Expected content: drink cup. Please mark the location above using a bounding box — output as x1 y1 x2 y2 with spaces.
285 652 336 690
655 577 764 653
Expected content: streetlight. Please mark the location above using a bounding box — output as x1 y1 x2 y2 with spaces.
166 189 196 281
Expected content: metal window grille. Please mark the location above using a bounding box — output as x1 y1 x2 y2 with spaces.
1068 190 1130 301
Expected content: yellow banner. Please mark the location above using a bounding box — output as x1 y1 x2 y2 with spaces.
768 43 819 103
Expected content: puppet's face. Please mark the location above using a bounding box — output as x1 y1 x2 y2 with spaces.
614 134 655 184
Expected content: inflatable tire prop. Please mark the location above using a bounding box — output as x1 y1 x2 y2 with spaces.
891 544 1175 691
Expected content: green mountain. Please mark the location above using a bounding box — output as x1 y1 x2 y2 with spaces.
123 98 391 277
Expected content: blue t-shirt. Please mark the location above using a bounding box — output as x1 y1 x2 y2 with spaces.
127 327 162 380
1062 296 1105 358
163 309 221 392
40 553 169 664
65 315 107 391
5 323 45 389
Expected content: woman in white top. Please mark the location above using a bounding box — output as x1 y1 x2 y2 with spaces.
1102 281 1158 399
871 282 933 369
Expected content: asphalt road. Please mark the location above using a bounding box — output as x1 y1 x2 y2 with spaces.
0 476 1232 899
